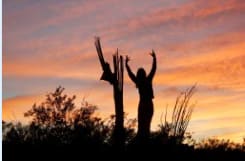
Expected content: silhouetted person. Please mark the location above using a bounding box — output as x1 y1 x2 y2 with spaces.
126 50 157 144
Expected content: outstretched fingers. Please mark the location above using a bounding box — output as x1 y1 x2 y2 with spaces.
149 49 156 58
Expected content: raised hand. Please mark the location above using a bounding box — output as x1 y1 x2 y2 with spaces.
149 49 156 58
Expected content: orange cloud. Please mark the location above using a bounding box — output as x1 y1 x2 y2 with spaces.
155 42 245 90
3 95 45 123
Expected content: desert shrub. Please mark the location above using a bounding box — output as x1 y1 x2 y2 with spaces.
155 86 196 145
196 137 245 152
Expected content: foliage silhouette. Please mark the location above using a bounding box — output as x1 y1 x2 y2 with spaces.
157 85 196 145
3 87 137 158
3 86 245 161
196 137 245 152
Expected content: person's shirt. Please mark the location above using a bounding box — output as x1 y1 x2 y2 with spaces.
136 78 154 100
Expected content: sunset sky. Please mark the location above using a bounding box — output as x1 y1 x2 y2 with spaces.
3 0 245 142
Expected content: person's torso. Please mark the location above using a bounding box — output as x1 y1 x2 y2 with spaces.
137 78 154 100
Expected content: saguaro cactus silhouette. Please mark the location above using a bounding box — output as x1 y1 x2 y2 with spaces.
95 37 124 148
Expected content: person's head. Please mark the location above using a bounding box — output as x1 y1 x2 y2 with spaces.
137 68 146 80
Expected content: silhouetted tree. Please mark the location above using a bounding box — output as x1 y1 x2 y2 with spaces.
95 37 125 149
24 86 75 126
21 86 111 145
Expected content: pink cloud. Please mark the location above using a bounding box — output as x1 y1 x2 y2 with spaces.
102 0 244 40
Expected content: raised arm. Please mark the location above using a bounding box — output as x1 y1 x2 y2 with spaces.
148 50 157 80
125 56 137 83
